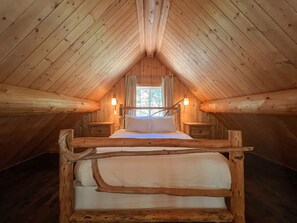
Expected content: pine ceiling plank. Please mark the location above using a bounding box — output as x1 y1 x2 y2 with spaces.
86 44 141 99
195 0 294 90
88 48 142 100
161 40 219 99
169 5 255 95
53 4 136 95
136 0 145 53
157 52 207 100
87 45 142 98
285 0 297 12
255 0 297 43
62 13 138 97
19 1 111 87
47 0 133 93
0 0 36 35
144 0 162 57
70 30 139 97
89 0 115 20
31 0 121 91
19 14 94 88
212 0 289 64
160 40 212 94
178 0 283 92
230 0 297 66
0 0 62 63
161 42 210 93
0 0 84 83
167 23 234 97
156 0 171 54
222 1 297 84
158 52 208 101
177 74 208 102
161 42 220 99
3 0 100 85
171 1 268 94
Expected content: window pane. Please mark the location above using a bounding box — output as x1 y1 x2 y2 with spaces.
136 86 163 116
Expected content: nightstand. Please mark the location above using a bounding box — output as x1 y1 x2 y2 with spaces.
87 122 114 137
183 122 213 139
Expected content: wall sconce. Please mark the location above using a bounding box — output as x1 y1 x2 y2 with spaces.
183 96 189 106
111 97 117 106
111 96 117 115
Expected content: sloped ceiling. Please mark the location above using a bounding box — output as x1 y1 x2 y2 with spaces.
159 0 297 101
0 0 143 101
0 0 297 169
0 0 296 101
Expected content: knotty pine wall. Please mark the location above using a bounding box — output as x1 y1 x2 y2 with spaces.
216 114 297 171
75 57 227 138
0 113 83 171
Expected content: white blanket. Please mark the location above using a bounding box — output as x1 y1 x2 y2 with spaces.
74 130 231 190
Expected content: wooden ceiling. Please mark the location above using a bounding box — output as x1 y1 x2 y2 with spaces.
0 0 142 101
159 0 297 101
0 0 297 170
0 0 296 102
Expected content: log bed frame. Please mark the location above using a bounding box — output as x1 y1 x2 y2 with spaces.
59 129 253 223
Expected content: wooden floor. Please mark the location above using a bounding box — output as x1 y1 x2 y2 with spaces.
0 153 296 223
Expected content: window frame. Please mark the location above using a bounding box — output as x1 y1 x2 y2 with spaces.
135 85 163 117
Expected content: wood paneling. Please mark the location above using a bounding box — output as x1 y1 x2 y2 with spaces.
0 0 142 101
136 0 171 57
76 57 227 139
0 113 83 171
0 0 296 170
216 113 297 171
160 0 297 101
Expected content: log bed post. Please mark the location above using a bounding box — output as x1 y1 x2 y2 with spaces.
229 130 245 223
59 129 74 223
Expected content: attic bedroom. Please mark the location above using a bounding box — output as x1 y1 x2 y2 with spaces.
0 0 296 222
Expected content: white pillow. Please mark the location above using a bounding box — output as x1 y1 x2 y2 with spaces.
125 115 150 132
150 116 176 132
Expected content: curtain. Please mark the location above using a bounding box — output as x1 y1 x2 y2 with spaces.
162 76 174 115
124 75 137 116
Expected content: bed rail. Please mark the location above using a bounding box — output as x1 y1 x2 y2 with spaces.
59 129 253 223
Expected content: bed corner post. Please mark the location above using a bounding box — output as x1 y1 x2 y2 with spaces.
229 130 245 223
59 129 74 223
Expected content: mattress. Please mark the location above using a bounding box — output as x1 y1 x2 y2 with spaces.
74 181 227 210
74 129 231 210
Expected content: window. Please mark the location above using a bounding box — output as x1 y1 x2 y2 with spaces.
136 86 163 116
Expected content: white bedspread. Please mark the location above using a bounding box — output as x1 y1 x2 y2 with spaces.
74 130 231 190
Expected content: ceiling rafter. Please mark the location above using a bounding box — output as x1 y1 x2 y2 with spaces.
136 0 171 57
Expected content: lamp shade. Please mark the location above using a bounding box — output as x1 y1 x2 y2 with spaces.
111 97 117 106
183 97 189 106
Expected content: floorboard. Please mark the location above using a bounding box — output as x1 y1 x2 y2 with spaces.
0 153 296 223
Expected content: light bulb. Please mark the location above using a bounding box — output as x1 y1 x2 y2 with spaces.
183 97 189 106
111 97 117 106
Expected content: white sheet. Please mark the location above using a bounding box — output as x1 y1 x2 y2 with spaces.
74 181 227 210
74 129 231 210
75 130 231 189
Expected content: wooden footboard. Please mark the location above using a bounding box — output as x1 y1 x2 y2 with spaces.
59 129 252 223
